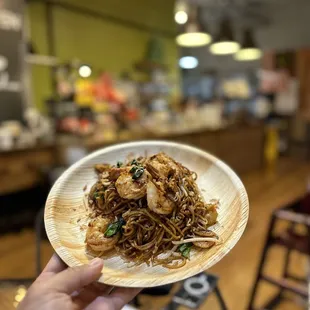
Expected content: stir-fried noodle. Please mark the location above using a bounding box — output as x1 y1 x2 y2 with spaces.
86 153 219 269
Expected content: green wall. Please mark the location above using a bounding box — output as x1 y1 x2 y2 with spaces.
27 0 179 112
27 3 52 112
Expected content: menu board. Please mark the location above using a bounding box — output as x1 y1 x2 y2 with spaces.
0 0 24 122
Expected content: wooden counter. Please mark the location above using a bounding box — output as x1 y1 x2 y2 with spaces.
164 125 265 174
0 144 56 195
82 124 265 174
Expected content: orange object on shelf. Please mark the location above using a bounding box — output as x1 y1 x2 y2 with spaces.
94 72 125 104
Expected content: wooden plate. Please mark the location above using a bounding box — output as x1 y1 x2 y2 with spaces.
45 141 249 288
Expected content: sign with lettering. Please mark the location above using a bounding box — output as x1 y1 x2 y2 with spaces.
0 0 24 122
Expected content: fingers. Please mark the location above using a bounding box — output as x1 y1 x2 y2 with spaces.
42 254 67 274
48 258 104 294
92 282 114 295
73 282 112 305
89 287 142 310
109 287 142 309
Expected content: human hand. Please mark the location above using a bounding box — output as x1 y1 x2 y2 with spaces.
18 254 141 310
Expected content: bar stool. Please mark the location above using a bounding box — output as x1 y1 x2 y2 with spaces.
247 198 310 309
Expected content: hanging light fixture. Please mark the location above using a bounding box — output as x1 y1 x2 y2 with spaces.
210 17 240 55
179 48 199 69
179 56 198 69
176 7 212 47
174 0 188 25
234 29 262 61
79 64 92 78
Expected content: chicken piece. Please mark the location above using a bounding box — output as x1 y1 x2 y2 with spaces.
86 217 120 253
147 181 175 215
115 168 147 200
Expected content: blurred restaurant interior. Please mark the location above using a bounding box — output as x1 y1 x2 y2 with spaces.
1 0 310 309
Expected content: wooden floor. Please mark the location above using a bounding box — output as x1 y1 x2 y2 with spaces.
0 158 310 310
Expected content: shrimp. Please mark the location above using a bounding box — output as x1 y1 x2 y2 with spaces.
146 152 180 180
115 168 147 200
85 217 120 252
147 181 175 215
109 167 127 181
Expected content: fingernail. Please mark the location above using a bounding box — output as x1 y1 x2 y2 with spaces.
89 257 103 267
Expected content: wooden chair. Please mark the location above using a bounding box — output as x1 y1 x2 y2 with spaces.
247 197 310 309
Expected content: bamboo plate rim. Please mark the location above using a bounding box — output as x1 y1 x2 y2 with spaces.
45 141 249 287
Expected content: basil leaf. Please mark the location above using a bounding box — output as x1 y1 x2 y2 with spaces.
130 166 138 173
178 242 193 258
93 190 104 200
93 191 100 199
104 218 125 237
117 161 123 168
178 243 189 252
131 159 138 165
131 159 143 166
132 167 144 180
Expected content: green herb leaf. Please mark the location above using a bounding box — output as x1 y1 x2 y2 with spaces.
131 159 143 166
104 218 125 237
93 190 105 200
130 166 138 173
117 161 123 168
93 191 100 199
132 167 144 180
131 159 138 165
178 242 193 258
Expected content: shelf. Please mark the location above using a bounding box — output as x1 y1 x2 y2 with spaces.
25 54 58 66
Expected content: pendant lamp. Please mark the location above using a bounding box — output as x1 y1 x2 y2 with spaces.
234 29 262 61
174 0 189 25
176 7 212 47
210 17 240 55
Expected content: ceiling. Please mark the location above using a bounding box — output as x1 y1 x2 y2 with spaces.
183 0 310 73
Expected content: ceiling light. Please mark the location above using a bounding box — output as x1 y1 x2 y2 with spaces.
176 7 212 47
234 29 262 61
179 56 198 69
210 42 240 55
78 65 92 78
176 32 211 47
175 11 188 24
174 0 188 25
235 48 262 61
210 17 240 55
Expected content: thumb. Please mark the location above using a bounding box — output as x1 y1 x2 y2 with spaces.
48 258 103 294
